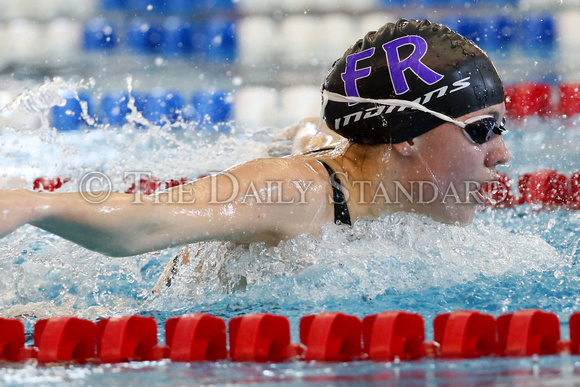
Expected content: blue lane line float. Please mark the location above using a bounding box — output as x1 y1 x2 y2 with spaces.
162 17 194 57
49 81 580 131
521 14 556 56
143 88 184 124
456 17 495 52
450 14 553 54
83 18 117 52
494 16 516 51
127 0 160 14
100 90 130 126
164 0 200 15
87 15 237 61
51 90 93 131
200 19 237 62
100 0 130 11
51 88 234 130
100 0 236 14
126 18 153 55
455 16 518 53
191 89 233 124
127 16 196 57
130 91 150 114
379 0 518 7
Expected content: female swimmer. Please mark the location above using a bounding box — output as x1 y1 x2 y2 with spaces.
0 19 510 260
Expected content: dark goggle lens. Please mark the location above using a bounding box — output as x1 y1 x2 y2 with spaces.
463 117 506 144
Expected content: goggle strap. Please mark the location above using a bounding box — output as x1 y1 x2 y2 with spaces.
322 90 468 128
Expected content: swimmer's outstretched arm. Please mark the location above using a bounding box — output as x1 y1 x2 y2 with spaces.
0 158 332 257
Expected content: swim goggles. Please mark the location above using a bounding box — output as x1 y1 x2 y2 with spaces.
460 115 507 145
320 90 507 145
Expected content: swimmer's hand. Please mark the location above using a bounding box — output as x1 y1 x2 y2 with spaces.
0 190 42 238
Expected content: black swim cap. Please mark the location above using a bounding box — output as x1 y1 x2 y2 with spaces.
322 19 504 144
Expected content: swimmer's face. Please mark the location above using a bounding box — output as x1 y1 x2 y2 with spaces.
411 102 510 224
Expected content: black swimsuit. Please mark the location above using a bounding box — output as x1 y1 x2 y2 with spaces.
317 160 352 226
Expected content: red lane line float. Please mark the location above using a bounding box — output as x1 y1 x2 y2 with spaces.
501 81 580 118
559 83 580 117
497 310 560 357
229 313 298 362
32 177 72 192
35 317 96 363
300 312 362 362
125 177 161 195
164 177 189 189
0 310 578 364
572 173 580 208
434 311 497 359
505 82 553 119
0 318 27 362
568 313 580 355
482 172 517 208
165 314 227 362
32 170 580 211
123 176 192 194
483 170 580 209
32 176 190 195
96 315 164 363
518 170 570 206
362 311 425 361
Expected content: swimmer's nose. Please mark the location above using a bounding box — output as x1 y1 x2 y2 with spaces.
485 135 511 168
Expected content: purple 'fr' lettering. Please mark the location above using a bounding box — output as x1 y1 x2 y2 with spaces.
383 36 444 95
341 47 375 105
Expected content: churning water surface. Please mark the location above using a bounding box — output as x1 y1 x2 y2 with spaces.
1 79 580 385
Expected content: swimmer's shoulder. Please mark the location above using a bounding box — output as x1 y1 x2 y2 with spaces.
226 155 340 203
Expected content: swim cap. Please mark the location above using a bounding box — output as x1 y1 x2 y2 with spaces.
322 19 504 144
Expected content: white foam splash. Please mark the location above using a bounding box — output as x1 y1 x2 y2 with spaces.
153 212 561 308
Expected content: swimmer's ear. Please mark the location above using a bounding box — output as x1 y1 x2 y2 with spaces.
392 140 418 157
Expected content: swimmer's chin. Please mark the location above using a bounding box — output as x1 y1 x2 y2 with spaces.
454 210 476 226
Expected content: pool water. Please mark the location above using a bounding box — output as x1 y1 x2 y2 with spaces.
1 81 580 384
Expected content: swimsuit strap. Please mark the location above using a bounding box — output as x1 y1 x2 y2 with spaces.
318 160 352 226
